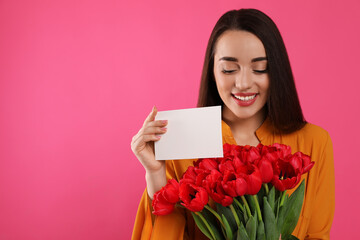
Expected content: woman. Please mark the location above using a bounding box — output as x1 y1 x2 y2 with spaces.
131 8 335 240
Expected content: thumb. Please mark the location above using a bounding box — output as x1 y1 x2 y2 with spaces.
143 105 158 126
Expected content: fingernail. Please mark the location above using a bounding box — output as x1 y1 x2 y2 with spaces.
156 135 161 139
161 120 168 124
161 127 167 131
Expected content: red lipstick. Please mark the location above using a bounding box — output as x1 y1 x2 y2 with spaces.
232 93 258 107
233 92 258 97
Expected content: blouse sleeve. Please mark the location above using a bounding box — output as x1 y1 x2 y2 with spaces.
305 132 335 239
131 161 187 240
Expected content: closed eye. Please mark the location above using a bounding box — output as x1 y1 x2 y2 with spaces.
221 70 236 74
253 69 268 74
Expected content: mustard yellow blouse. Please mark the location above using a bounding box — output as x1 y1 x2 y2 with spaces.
132 116 335 240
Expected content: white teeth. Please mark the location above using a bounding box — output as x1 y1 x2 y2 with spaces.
234 94 257 101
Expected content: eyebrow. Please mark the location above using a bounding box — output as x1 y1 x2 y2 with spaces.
219 56 267 62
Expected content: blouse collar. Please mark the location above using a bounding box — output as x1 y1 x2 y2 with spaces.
221 115 274 144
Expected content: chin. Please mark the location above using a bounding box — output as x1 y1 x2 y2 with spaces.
228 108 255 120
229 105 264 120
234 112 257 120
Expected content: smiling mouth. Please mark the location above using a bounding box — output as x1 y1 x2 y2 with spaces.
232 93 258 101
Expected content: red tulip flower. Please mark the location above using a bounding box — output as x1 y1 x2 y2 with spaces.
237 164 263 195
221 170 247 197
257 156 274 183
152 190 176 215
293 152 314 174
272 143 292 159
259 145 279 162
179 182 208 212
162 179 180 204
152 141 315 230
203 170 233 206
237 145 261 164
219 159 235 174
223 143 233 157
152 179 180 215
223 143 240 159
181 166 197 183
181 166 209 186
271 158 302 191
194 158 219 171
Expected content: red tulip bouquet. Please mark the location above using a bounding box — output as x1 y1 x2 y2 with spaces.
152 143 314 240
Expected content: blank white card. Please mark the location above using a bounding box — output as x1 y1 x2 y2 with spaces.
154 106 223 160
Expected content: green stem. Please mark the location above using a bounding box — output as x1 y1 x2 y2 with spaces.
230 204 241 227
252 195 263 222
276 191 281 219
204 205 225 229
263 183 269 195
241 195 252 218
195 212 216 240
233 198 245 213
280 190 287 207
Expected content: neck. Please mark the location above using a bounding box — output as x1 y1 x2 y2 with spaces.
222 106 266 142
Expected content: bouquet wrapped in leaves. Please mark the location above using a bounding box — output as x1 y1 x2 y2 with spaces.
152 143 314 240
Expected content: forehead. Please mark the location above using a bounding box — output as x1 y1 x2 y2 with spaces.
214 30 266 61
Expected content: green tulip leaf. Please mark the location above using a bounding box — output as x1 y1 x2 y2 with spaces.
257 186 266 209
282 194 289 207
237 222 249 240
276 193 289 227
233 202 245 223
202 207 225 240
216 202 237 233
235 197 249 222
263 197 280 240
268 185 275 211
246 211 257 240
245 195 256 215
243 207 249 223
191 212 214 240
234 198 245 213
275 197 280 219
222 214 233 240
278 180 305 239
256 220 265 240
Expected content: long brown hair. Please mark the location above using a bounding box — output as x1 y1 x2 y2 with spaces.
197 9 307 134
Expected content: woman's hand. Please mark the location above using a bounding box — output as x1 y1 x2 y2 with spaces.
131 106 168 198
131 106 167 172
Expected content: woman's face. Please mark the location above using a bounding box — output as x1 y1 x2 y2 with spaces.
213 30 269 122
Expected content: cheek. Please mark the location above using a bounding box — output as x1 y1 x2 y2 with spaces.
215 75 232 92
215 80 231 99
259 77 270 95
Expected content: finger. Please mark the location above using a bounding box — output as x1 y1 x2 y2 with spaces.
143 134 162 143
133 134 162 150
142 126 167 135
146 119 168 128
131 132 141 145
143 106 158 127
133 120 166 146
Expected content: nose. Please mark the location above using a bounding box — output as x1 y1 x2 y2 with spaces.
235 68 252 90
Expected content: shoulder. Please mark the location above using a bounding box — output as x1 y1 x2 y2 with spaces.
298 122 331 143
280 122 334 181
280 121 332 154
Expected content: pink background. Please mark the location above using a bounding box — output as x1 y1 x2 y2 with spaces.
0 0 359 239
